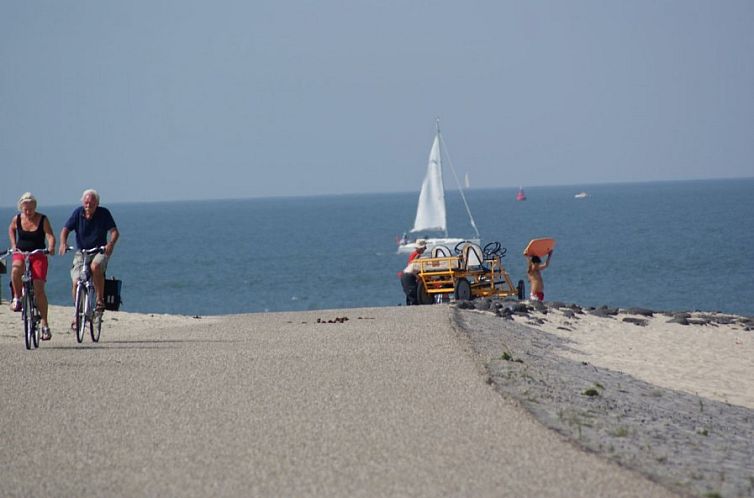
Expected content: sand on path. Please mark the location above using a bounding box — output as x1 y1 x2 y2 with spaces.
0 304 673 497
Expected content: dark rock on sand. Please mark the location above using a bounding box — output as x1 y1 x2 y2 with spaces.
622 317 649 326
529 300 547 313
622 307 655 317
588 306 618 318
547 301 568 309
514 302 530 313
474 299 491 311
709 315 735 325
571 304 585 314
496 308 514 320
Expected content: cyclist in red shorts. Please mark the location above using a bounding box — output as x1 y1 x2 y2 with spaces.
8 192 56 340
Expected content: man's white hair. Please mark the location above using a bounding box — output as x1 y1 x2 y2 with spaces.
81 189 100 204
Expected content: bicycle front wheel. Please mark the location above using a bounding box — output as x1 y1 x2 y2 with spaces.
23 291 34 350
31 305 40 348
74 285 87 344
91 310 102 342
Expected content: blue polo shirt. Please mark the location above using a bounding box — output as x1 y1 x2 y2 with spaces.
64 206 117 250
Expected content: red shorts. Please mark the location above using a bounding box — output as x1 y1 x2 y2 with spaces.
12 253 49 282
530 291 544 301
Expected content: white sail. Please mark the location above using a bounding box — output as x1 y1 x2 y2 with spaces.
411 134 447 234
397 119 480 254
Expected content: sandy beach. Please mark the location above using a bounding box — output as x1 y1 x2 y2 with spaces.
1 301 752 497
455 301 754 498
529 305 754 409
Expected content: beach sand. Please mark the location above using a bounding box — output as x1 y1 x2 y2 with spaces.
535 307 754 409
1 301 752 497
455 301 754 407
454 301 754 497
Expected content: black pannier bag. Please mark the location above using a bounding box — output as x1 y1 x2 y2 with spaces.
104 277 122 311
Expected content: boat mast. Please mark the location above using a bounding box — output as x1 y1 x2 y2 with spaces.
435 118 448 237
437 118 480 240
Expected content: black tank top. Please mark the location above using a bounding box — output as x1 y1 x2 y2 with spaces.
16 214 47 251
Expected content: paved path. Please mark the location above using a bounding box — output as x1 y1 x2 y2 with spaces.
0 306 676 497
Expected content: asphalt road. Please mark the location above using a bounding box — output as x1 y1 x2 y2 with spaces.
0 306 676 497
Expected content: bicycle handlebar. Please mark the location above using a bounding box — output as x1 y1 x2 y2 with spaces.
1 248 50 259
65 245 106 255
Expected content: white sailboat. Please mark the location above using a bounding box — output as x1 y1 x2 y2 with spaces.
397 119 480 254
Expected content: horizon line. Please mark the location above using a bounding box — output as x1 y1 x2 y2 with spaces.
1 175 752 209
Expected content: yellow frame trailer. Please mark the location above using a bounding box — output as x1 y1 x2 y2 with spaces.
411 244 523 305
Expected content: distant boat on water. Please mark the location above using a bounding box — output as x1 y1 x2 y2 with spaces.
574 192 589 199
464 173 470 189
516 187 527 201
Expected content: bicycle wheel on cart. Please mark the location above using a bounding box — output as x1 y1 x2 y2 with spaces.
74 285 88 344
417 280 434 305
454 278 472 301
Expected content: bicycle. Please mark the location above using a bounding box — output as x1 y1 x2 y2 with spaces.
66 246 106 343
1 248 49 350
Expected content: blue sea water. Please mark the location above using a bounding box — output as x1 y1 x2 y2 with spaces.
2 178 753 317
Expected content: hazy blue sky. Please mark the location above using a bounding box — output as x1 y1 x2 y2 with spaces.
2 0 753 206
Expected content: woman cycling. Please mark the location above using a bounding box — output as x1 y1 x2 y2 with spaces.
8 192 56 340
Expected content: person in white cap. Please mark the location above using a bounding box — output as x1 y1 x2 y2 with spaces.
399 239 427 305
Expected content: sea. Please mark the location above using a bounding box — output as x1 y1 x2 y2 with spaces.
2 178 753 317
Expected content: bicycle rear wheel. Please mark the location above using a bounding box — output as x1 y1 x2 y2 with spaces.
74 285 87 344
23 291 34 350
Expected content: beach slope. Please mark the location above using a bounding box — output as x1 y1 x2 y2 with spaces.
454 301 754 498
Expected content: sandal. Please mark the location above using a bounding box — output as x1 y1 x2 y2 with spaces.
41 326 52 341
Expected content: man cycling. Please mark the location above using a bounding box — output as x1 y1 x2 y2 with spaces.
59 189 119 329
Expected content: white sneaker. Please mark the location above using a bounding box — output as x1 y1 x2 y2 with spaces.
41 326 52 341
10 298 21 312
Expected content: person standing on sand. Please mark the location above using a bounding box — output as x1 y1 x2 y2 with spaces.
400 239 427 305
59 189 119 330
527 250 552 301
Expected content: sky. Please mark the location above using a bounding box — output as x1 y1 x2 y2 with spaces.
2 0 753 207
